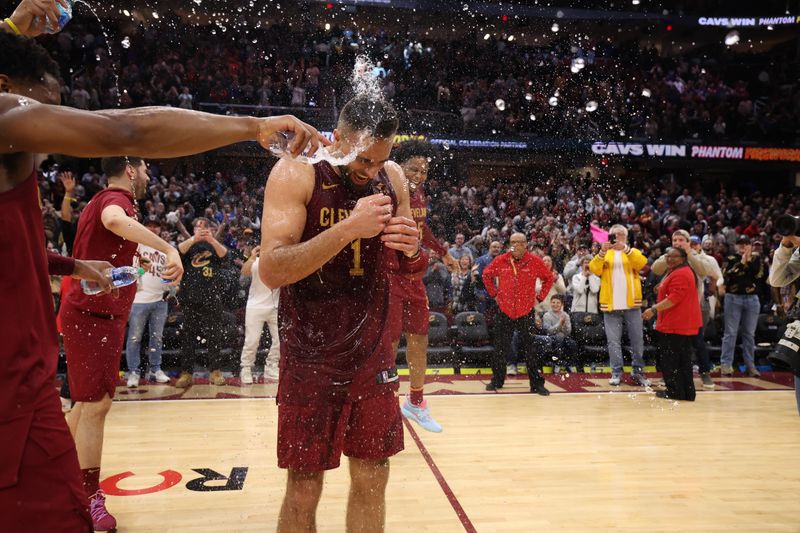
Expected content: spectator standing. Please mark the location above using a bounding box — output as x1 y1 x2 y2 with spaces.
474 239 502 314
451 254 477 313
650 230 716 389
589 225 651 387
643 247 702 401
423 251 452 314
448 232 474 261
535 255 567 313
563 243 592 282
570 257 601 313
482 233 554 395
767 233 800 415
239 247 281 384
176 218 230 388
125 219 172 387
720 235 764 377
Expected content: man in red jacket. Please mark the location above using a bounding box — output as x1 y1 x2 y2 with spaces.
482 233 555 395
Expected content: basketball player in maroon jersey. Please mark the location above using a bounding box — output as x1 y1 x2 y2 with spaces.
0 28 326 531
260 96 424 532
387 140 457 433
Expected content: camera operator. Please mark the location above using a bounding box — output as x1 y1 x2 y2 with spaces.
767 231 800 415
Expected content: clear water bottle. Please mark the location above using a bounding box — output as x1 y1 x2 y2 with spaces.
34 0 73 34
268 131 350 165
81 266 144 295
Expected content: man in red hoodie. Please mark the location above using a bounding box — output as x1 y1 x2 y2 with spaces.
482 233 555 395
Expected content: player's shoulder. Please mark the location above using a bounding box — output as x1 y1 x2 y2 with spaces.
267 158 315 199
271 158 316 184
384 160 408 192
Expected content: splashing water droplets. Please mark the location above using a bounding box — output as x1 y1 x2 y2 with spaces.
495 99 506 111
121 36 130 49
585 100 598 112
551 23 560 32
641 88 652 98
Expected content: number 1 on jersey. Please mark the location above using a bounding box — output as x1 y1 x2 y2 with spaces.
350 239 364 276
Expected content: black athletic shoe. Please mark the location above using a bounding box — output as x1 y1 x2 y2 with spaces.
532 384 550 396
485 382 502 391
655 390 670 399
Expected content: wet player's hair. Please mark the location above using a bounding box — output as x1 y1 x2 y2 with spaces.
0 31 60 84
101 157 144 178
338 95 399 140
392 140 437 164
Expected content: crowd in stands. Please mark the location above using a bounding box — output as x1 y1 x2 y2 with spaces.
42 14 800 143
41 150 799 372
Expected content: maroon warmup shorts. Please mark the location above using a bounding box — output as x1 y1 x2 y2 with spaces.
0 385 91 532
277 386 404 472
388 276 430 341
61 301 127 402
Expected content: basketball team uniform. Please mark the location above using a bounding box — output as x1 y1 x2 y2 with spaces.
0 170 91 530
61 188 139 402
277 161 424 472
387 187 448 341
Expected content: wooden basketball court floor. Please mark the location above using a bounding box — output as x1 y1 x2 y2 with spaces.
99 385 800 532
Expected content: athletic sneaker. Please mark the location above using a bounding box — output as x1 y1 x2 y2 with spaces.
701 373 715 390
89 489 117 532
608 374 621 386
240 367 253 385
747 367 761 377
148 370 170 384
506 364 517 375
720 365 734 377
631 373 652 387
209 369 226 386
401 398 443 433
126 372 139 388
264 362 279 381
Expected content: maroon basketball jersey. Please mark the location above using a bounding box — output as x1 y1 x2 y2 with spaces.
278 161 398 398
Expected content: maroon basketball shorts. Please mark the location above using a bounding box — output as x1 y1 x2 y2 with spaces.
277 382 404 472
388 276 430 341
61 302 127 402
0 385 91 532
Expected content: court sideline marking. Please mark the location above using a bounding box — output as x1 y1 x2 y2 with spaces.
402 418 477 533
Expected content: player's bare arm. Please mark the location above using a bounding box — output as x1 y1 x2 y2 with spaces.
101 204 183 283
381 160 420 257
0 95 327 159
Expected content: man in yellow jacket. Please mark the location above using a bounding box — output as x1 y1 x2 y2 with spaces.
589 225 651 387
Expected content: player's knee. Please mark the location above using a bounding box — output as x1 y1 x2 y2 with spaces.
285 471 323 510
84 394 113 416
349 459 389 495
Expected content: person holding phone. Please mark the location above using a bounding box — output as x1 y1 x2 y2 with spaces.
589 225 650 387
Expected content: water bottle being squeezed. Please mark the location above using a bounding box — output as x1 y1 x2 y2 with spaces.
32 0 73 34
81 266 145 295
268 131 357 166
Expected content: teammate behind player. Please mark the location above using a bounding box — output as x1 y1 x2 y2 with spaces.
260 95 423 532
388 140 458 433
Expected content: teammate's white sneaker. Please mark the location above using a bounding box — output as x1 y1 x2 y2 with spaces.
148 370 170 384
264 363 279 381
240 367 253 385
126 372 140 388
